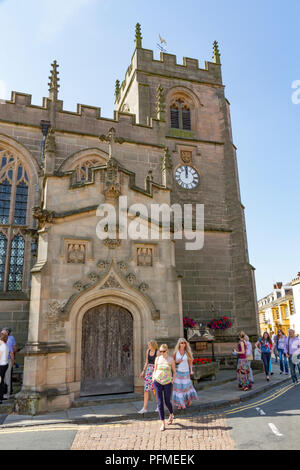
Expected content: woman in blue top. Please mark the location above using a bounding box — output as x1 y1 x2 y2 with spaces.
276 329 289 375
255 332 273 381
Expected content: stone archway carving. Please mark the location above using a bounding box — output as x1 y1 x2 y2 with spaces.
62 261 159 393
60 260 160 322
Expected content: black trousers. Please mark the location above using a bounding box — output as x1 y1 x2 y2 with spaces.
262 352 271 376
0 364 8 400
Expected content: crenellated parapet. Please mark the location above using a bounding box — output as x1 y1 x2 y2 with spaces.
115 44 223 113
0 90 164 143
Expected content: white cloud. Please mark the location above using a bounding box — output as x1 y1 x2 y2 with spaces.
36 0 95 43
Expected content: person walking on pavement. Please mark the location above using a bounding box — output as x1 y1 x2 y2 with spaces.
1 327 16 399
172 338 198 410
153 344 176 432
0 332 9 404
256 332 273 381
138 340 160 414
276 329 289 375
234 331 252 391
284 329 300 384
244 334 254 384
271 330 279 363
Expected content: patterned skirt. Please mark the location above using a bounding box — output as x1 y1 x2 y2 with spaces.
144 364 155 392
172 370 199 408
237 358 252 390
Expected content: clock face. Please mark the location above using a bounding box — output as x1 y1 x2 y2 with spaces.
175 165 199 189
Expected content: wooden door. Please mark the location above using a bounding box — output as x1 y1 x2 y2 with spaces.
81 304 134 396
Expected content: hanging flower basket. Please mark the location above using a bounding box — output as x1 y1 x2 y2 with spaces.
183 316 196 329
207 316 232 331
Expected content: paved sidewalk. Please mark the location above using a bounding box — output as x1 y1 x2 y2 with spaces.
0 362 291 429
71 414 236 450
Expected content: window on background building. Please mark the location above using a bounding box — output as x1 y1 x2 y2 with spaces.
0 151 29 291
170 99 191 130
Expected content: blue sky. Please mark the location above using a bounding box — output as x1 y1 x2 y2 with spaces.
0 0 299 299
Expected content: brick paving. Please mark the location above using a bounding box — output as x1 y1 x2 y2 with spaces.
71 414 235 450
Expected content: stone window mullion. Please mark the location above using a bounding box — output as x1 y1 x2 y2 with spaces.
178 102 183 130
3 226 12 291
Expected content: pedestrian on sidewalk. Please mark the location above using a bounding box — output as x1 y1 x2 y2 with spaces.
276 329 289 375
244 335 254 384
284 329 300 384
138 340 159 414
0 332 9 404
1 327 17 399
172 338 198 410
233 331 252 391
255 332 273 381
271 331 279 363
153 344 176 432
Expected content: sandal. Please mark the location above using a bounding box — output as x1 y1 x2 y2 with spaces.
160 423 165 431
167 414 174 425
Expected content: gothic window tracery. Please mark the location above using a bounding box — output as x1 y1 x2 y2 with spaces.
0 150 31 291
170 99 191 131
73 159 101 183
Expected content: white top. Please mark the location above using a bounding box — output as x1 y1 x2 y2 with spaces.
246 341 252 357
0 343 9 366
176 351 190 372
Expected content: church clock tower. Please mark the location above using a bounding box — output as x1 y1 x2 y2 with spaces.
114 24 259 341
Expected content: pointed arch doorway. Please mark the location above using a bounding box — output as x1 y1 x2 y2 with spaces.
80 304 134 396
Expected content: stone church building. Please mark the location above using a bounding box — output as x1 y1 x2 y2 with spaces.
0 25 258 413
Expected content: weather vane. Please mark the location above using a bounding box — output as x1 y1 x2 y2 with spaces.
157 34 167 52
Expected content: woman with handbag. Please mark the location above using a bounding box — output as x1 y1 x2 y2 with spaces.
255 332 273 381
233 331 252 391
138 340 159 414
153 344 176 431
172 338 198 410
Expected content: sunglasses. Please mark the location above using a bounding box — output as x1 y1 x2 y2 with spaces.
160 350 167 353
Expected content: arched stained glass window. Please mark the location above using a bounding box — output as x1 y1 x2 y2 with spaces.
8 234 25 291
0 150 31 292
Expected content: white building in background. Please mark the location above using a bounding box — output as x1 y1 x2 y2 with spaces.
258 281 296 335
292 273 300 334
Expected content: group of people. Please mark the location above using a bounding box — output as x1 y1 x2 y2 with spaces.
256 328 300 384
138 338 198 431
234 328 300 391
0 327 17 404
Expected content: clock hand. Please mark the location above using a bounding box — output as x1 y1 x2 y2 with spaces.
185 166 188 178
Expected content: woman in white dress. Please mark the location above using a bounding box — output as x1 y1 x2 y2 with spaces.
0 332 9 404
172 338 198 410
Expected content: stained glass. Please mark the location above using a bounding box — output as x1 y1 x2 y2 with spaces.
8 234 25 291
0 179 11 224
14 181 28 225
